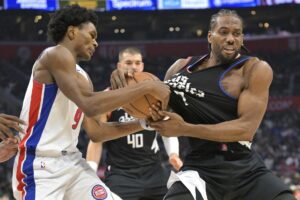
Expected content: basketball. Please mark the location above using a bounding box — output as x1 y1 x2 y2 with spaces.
123 72 160 119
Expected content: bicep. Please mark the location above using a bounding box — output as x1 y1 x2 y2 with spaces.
237 62 273 136
44 50 92 109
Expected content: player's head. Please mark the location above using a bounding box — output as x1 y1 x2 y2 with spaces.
47 5 98 60
207 9 244 63
117 47 144 72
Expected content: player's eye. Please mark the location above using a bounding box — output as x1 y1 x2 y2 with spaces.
219 29 228 35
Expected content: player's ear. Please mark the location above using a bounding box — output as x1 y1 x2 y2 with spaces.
66 26 76 40
117 62 122 69
141 62 144 72
207 31 212 44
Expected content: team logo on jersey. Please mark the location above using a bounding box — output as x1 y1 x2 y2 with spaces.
165 74 205 106
91 185 107 200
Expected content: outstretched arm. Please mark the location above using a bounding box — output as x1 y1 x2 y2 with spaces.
41 47 170 117
83 115 143 143
149 60 273 142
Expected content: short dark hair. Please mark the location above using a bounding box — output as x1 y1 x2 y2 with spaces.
118 47 143 61
209 9 243 31
47 5 98 44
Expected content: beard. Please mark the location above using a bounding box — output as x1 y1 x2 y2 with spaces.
215 48 240 64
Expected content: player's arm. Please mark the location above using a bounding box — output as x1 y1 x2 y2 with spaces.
85 114 107 172
43 47 169 117
83 115 144 143
86 141 102 172
162 136 183 171
0 113 26 140
164 57 191 81
0 138 18 163
149 60 273 142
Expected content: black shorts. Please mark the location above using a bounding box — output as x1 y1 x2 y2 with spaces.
166 150 291 200
105 162 170 200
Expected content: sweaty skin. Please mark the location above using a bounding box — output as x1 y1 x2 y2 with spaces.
149 15 273 143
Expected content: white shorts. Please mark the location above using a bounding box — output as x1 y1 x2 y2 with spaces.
167 170 208 200
12 151 114 200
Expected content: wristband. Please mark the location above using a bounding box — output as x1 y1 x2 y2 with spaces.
138 119 154 131
87 161 98 172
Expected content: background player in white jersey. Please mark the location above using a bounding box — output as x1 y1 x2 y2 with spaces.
12 5 170 200
86 47 183 200
0 113 25 163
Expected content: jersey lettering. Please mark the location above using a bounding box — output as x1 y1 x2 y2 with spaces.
72 108 83 130
127 134 144 148
174 90 189 106
119 112 134 122
165 75 205 98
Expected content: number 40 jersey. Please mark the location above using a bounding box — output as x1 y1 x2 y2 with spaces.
105 108 161 169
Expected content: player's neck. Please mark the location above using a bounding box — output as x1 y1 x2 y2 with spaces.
207 53 241 67
57 43 79 62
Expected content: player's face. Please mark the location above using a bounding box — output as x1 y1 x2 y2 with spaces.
208 15 243 63
75 22 98 61
117 53 144 72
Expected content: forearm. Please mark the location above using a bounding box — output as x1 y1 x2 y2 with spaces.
86 141 102 163
162 136 179 156
85 83 152 117
91 120 143 142
183 119 254 142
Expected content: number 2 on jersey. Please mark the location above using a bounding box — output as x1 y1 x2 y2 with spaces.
127 134 144 148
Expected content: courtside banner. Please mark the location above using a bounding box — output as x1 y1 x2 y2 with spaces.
158 0 209 9
210 0 259 8
106 0 157 11
4 0 58 10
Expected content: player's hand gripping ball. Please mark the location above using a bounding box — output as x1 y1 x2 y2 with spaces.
123 72 160 119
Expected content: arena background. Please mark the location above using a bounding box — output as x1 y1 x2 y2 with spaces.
0 0 300 199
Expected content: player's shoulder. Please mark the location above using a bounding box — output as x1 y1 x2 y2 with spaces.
165 57 192 80
244 56 273 84
47 45 73 59
41 45 72 62
244 56 272 74
39 45 76 69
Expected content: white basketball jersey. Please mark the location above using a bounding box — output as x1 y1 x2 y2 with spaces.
17 64 88 157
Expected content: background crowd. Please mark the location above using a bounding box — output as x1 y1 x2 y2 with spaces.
1 4 300 200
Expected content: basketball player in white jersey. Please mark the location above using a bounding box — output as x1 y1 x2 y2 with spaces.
12 5 169 200
0 113 25 163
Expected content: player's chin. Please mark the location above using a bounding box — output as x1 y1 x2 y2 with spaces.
80 53 92 61
222 52 238 62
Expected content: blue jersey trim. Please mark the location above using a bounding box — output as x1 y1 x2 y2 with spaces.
23 85 58 200
218 56 251 100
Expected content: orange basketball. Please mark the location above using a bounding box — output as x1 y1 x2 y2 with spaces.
123 72 160 119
